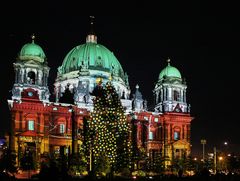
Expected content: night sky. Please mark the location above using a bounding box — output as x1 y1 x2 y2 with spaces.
1 12 239 156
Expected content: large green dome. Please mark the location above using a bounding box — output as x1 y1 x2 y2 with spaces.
159 62 182 80
19 41 46 63
59 36 124 76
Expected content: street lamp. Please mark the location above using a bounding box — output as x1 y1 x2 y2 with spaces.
223 141 229 156
201 139 206 163
218 156 224 171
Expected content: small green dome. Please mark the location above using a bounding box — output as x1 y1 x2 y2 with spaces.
159 63 182 80
19 41 46 63
59 35 124 76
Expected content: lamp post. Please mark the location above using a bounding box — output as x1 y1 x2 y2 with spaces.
214 147 217 174
201 139 206 163
223 141 228 156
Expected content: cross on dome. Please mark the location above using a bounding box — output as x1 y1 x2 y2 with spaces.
31 34 35 43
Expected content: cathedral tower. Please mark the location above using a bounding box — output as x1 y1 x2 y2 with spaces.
152 58 192 166
11 35 50 102
153 58 189 113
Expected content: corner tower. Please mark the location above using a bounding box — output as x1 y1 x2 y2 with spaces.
11 35 50 101
153 58 189 113
152 58 192 166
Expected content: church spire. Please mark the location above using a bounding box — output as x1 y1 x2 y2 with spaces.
89 15 95 34
31 34 35 43
86 16 97 43
167 57 171 66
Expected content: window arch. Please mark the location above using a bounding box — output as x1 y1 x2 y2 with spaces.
27 71 36 84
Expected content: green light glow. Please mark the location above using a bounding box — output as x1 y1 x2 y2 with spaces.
159 64 182 79
59 42 124 75
19 42 46 62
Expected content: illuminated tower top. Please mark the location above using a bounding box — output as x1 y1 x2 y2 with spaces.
153 58 190 113
86 16 97 43
11 34 50 101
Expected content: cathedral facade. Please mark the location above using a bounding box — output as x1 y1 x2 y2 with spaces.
7 29 192 169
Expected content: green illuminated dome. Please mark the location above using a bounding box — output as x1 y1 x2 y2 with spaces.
58 35 124 76
159 60 181 80
19 37 46 63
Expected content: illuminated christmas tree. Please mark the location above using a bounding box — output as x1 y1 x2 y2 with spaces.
86 80 132 174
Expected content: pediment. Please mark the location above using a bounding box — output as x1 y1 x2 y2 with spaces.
173 139 190 149
25 60 41 65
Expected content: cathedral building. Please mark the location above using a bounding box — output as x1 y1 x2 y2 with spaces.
7 23 192 169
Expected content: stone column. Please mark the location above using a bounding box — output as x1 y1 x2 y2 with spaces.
182 125 185 139
180 90 183 102
185 124 187 140
168 87 172 101
187 124 190 142
37 113 40 133
163 88 166 101
45 72 48 86
163 121 167 163
168 124 171 143
43 114 49 153
56 86 59 103
184 90 186 103
158 90 160 103
38 71 42 86
166 87 169 101
24 68 27 83
36 70 39 85
170 124 173 141
40 114 44 133
43 72 46 86
20 112 23 130
22 69 24 83
155 90 158 104
19 111 22 131
15 68 18 83
160 88 163 102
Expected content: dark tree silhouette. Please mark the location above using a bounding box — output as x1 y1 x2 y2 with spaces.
59 84 74 104
0 145 17 175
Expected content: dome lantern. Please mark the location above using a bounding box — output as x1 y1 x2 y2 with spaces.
86 16 97 43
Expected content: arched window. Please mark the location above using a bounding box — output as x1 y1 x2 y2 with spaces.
173 126 181 140
149 131 153 140
174 90 180 101
175 149 180 158
174 131 180 140
28 120 34 131
27 71 35 84
158 91 161 103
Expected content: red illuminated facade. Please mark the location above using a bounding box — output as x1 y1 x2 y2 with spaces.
7 33 192 169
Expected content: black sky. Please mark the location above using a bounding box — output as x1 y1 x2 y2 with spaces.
1 10 239 156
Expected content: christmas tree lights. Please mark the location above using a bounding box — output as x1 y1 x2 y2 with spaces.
86 81 132 173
